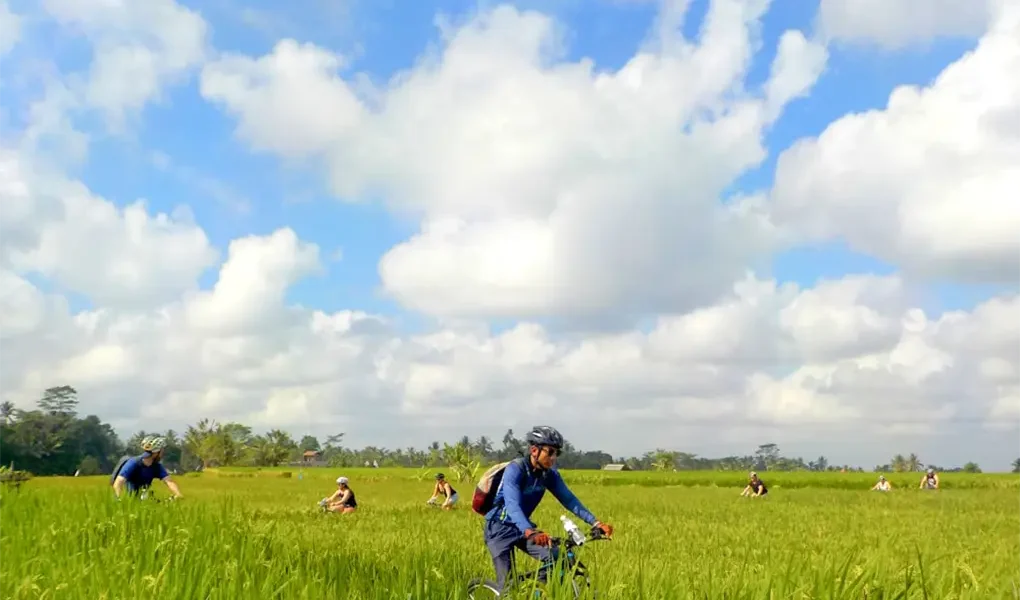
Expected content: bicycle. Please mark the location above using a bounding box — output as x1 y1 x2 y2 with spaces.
426 497 458 510
317 498 357 514
466 522 611 599
116 487 177 503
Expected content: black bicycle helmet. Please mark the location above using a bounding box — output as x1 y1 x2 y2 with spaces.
525 425 564 449
435 473 445 480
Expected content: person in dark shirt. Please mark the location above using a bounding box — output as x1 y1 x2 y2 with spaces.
482 425 614 592
740 471 768 497
112 436 183 500
427 472 459 510
919 468 939 489
320 476 358 513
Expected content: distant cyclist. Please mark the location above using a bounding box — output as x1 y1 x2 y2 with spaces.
919 468 939 490
427 472 459 510
320 476 358 513
112 436 183 500
740 472 768 497
871 475 892 491
482 425 614 593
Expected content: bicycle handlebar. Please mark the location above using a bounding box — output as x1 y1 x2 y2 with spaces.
548 525 611 549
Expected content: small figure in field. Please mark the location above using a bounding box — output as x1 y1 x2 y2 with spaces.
111 436 183 500
740 472 768 497
871 475 892 491
320 476 358 513
919 468 939 490
427 472 459 510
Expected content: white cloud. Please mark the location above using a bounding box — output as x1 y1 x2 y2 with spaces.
13 76 91 167
200 1 821 320
764 30 829 119
6 259 1017 465
772 3 1020 283
0 0 21 56
816 0 1003 49
1 167 1016 466
184 228 322 335
0 150 219 309
38 0 209 129
3 224 1015 463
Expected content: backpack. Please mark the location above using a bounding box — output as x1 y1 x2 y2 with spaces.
109 455 132 485
471 457 525 515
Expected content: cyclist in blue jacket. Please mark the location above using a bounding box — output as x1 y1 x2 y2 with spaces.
112 436 183 500
482 425 614 592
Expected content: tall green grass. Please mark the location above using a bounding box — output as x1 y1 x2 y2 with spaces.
211 466 1020 490
2 472 1017 599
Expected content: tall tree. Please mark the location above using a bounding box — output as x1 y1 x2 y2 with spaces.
1012 458 1020 473
248 430 297 466
755 444 780 470
0 401 15 425
37 386 78 416
474 436 493 459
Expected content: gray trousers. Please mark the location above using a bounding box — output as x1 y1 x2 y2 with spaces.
483 518 559 591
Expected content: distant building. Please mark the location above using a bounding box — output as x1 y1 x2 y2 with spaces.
602 463 632 471
302 450 321 464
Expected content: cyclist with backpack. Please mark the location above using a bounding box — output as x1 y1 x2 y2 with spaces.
478 426 614 593
111 436 183 500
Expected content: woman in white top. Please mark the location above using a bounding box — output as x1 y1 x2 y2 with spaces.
871 475 892 491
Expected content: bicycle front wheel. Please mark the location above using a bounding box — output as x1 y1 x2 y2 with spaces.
467 578 501 599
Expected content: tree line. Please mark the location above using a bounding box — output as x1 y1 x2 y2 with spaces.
0 387 1011 477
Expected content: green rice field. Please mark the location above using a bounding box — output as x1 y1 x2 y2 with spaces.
2 469 1017 599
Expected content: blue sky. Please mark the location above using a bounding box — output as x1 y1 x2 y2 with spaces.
10 0 1000 323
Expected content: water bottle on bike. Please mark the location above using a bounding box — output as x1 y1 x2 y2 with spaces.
560 515 585 545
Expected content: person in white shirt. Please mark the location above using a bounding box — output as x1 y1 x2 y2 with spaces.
871 475 892 491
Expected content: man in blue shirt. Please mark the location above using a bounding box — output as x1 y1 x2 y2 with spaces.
483 425 614 592
112 436 183 500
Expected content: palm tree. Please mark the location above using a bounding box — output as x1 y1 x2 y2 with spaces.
0 401 15 425
474 436 493 459
891 454 907 472
907 453 921 472
1011 458 1020 473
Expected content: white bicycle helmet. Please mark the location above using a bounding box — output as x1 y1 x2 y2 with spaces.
141 435 168 452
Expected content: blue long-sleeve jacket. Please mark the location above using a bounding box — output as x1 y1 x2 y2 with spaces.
485 458 598 534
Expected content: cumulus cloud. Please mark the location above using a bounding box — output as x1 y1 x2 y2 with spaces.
3 259 1016 464
200 1 821 321
815 0 1004 48
772 3 1020 283
37 0 209 129
1 159 1016 465
0 150 219 309
184 229 322 336
1 142 1020 461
